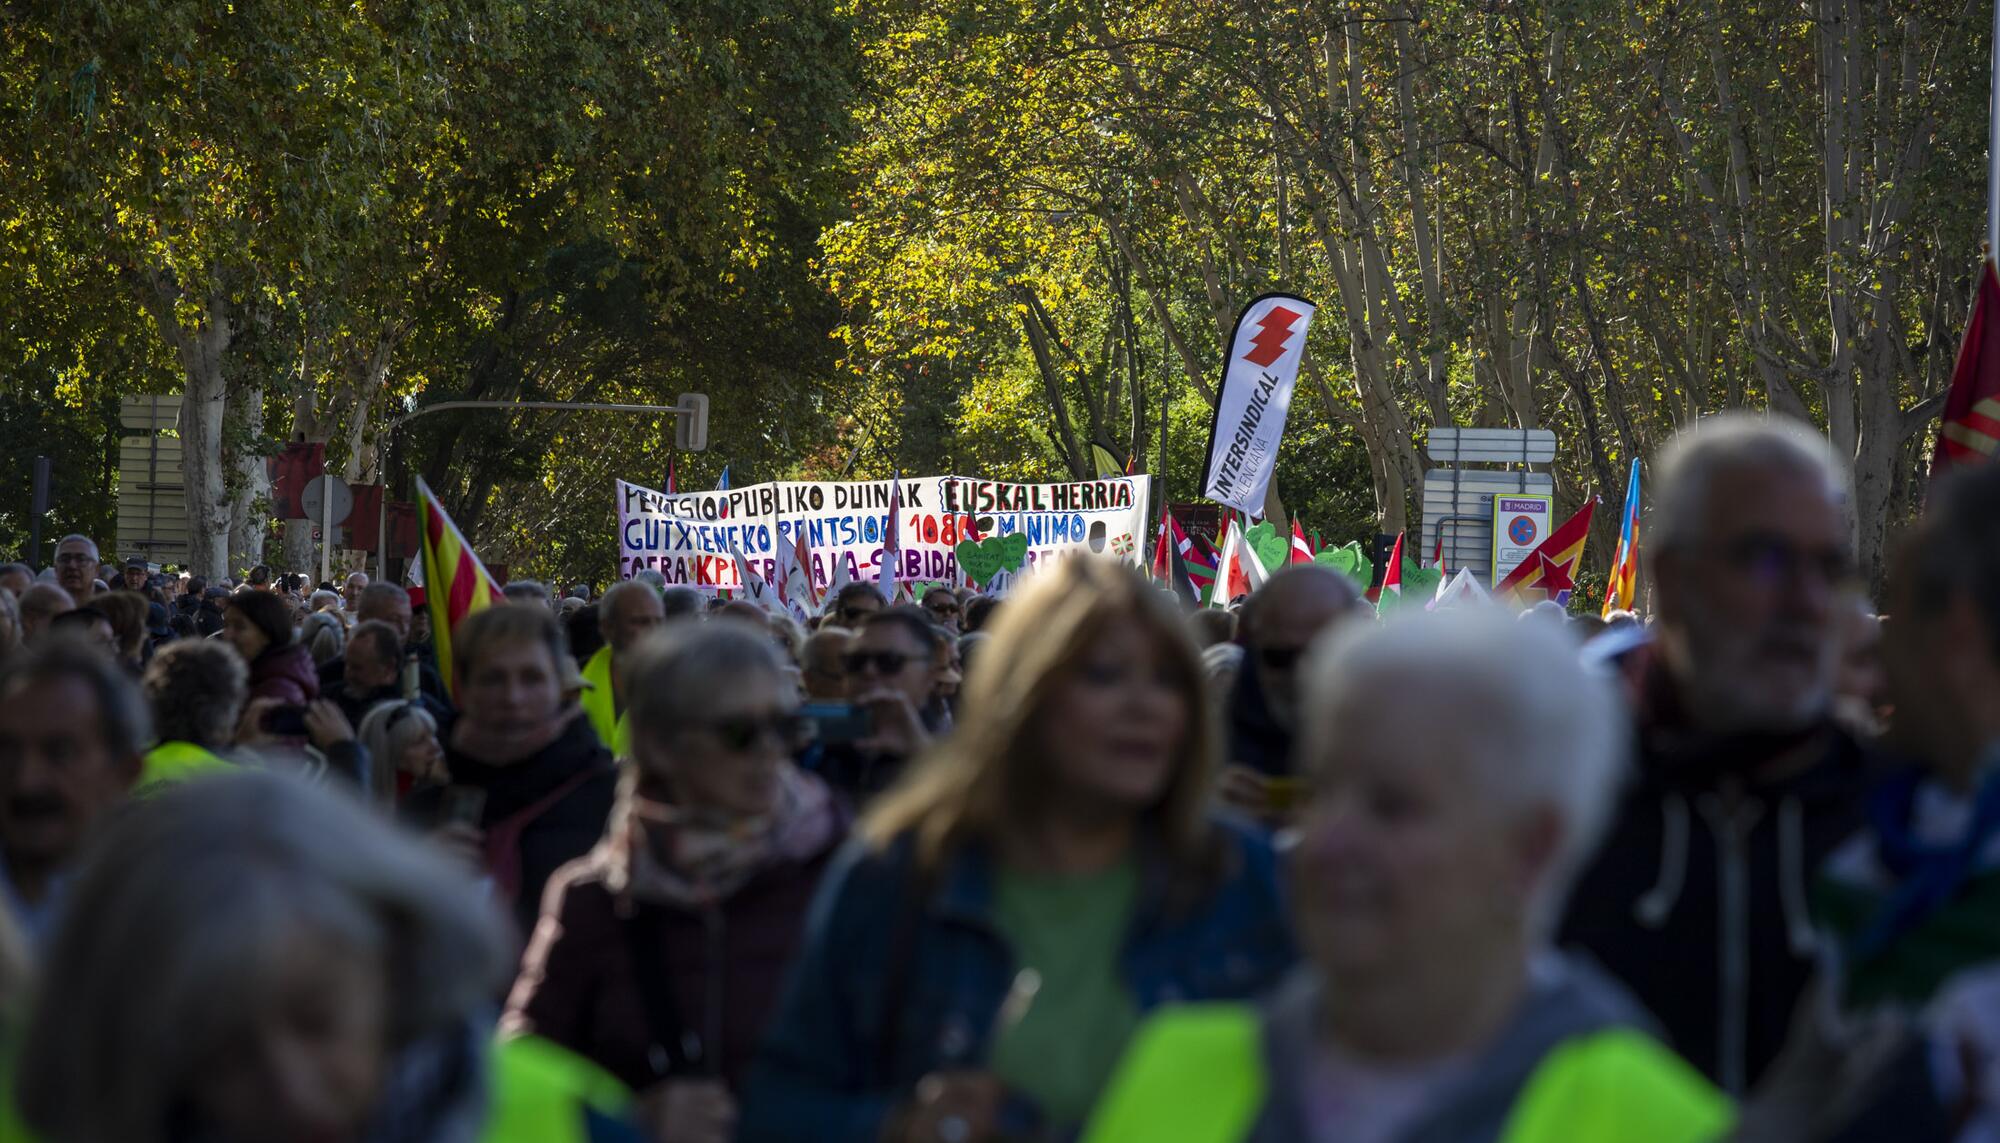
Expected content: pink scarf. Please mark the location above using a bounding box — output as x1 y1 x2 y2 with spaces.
603 762 838 910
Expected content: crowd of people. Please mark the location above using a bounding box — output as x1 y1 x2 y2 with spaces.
2 410 1999 1141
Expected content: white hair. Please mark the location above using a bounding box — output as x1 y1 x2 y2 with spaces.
308 588 342 612
1300 608 1629 937
1651 412 1847 555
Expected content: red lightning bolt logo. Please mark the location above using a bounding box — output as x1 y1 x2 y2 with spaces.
1242 305 1303 367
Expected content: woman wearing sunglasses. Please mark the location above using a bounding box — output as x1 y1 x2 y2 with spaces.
504 619 847 1143
741 557 1296 1143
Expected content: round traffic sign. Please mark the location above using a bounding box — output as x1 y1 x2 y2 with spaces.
1507 515 1539 546
301 475 354 527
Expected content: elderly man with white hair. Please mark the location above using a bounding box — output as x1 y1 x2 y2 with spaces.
1084 610 1732 1143
1558 413 1873 1097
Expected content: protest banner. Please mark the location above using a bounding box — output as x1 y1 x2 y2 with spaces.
1202 292 1317 516
616 474 1151 596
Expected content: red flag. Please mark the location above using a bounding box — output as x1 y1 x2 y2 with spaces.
1495 499 1599 608
347 484 386 551
1933 258 2000 481
268 443 325 520
385 501 419 560
1288 519 1314 566
417 478 501 696
1381 532 1406 597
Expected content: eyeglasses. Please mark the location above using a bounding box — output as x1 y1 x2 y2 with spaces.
839 606 876 623
925 601 960 617
689 710 811 752
55 553 96 566
843 650 913 676
1700 533 1859 591
1259 645 1307 671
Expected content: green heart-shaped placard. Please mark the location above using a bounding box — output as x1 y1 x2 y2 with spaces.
955 533 1032 588
1315 541 1372 588
1245 521 1289 575
994 532 1029 571
1402 563 1443 598
955 540 1002 587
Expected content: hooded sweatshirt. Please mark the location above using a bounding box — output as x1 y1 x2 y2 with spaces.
1557 660 1872 1094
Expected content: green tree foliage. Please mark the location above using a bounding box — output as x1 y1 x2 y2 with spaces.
824 0 1988 580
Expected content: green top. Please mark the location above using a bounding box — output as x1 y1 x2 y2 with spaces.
989 855 1142 1128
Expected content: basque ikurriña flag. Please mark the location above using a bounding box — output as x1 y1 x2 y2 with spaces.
416 478 502 698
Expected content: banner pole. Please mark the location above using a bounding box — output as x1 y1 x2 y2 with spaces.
1989 0 2000 256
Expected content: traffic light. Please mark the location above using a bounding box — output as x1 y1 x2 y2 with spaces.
675 392 709 452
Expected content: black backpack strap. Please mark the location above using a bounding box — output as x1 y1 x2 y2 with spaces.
621 906 705 1081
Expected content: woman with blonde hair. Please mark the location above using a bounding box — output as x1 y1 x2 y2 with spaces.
741 556 1295 1143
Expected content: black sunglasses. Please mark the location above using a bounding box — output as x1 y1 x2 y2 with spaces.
843 650 913 676
925 600 960 616
694 711 812 752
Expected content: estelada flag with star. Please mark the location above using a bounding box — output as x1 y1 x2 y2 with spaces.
1494 498 1598 609
417 477 502 698
1932 257 2000 482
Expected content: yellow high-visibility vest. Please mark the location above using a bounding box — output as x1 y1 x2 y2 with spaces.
138 741 234 792
1081 1004 1734 1143
578 646 629 756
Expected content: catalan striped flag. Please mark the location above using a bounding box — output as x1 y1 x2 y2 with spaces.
1602 459 1643 618
1495 498 1599 609
416 478 501 697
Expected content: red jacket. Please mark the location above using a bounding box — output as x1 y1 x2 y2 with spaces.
503 823 843 1094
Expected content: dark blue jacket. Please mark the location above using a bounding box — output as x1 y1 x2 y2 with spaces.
738 819 1296 1143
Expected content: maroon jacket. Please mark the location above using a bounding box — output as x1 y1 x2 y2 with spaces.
247 643 321 705
503 823 844 1094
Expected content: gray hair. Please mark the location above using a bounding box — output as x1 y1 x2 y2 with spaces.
19 770 509 1143
0 635 150 760
598 578 658 625
1651 413 1848 555
502 579 552 608
299 610 347 666
143 640 247 749
633 568 668 591
1300 608 1628 938
55 534 98 559
623 620 787 748
661 585 706 619
308 588 342 611
357 701 438 806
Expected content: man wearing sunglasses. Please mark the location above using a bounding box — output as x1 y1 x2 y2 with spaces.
829 581 886 629
921 586 962 635
1560 414 1874 1097
1220 565 1366 818
817 608 946 803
